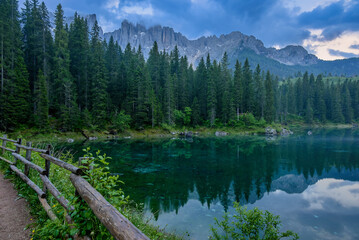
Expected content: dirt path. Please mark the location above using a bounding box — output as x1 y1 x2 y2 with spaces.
0 172 32 240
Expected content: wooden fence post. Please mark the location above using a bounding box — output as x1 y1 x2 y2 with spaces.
43 145 51 193
24 142 32 176
14 138 22 164
2 134 7 155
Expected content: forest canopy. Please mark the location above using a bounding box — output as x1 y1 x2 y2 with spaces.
1 0 358 132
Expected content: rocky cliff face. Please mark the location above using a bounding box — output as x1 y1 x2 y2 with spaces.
103 19 319 66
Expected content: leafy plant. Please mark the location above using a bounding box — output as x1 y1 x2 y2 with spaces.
210 202 299 240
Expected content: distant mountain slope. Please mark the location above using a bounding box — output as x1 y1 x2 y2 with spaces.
76 14 359 77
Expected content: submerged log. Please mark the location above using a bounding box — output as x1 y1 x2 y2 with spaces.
40 174 75 212
40 153 82 175
12 153 46 175
70 174 149 240
10 165 46 198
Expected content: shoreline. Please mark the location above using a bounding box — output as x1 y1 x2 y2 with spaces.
3 123 357 143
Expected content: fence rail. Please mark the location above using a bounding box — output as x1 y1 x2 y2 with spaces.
0 134 149 240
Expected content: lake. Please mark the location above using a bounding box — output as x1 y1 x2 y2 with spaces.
60 129 359 239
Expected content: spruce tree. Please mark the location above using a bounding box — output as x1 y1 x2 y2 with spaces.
233 60 242 119
242 58 254 113
52 4 78 130
342 84 353 123
331 85 344 123
264 71 275 123
0 0 30 130
89 21 108 125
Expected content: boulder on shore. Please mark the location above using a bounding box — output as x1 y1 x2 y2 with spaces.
215 131 229 136
265 127 277 135
281 128 293 136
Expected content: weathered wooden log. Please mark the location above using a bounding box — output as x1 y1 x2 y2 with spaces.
0 136 17 143
14 138 22 164
0 145 15 153
12 153 46 175
14 143 47 153
1 134 7 155
38 196 58 220
10 165 46 198
0 156 13 164
39 174 75 212
40 154 82 175
24 142 32 176
43 145 52 193
70 174 149 240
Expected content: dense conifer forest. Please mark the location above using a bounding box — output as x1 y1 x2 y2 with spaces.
1 0 358 132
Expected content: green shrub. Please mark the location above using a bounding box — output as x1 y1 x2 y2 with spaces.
210 202 298 240
112 111 131 132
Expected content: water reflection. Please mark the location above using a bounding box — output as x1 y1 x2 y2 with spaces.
60 129 359 239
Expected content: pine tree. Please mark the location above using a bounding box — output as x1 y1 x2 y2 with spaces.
164 73 175 125
264 71 275 123
0 0 30 130
221 52 234 123
242 58 254 112
52 4 78 130
207 56 217 127
233 60 242 119
34 70 49 127
69 13 89 110
195 57 207 120
331 85 344 123
342 84 353 123
89 20 108 125
253 64 264 119
314 74 326 122
305 99 314 124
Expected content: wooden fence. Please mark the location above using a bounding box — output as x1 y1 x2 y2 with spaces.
0 135 149 240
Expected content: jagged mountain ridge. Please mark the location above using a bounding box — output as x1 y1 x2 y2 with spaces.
68 14 359 77
103 20 318 67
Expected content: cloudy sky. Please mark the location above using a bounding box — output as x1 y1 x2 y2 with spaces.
19 0 359 60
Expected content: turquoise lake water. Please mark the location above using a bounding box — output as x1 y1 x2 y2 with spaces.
60 129 359 239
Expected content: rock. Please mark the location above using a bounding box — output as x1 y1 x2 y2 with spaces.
215 131 228 137
67 138 74 143
124 136 131 139
307 131 312 136
281 128 293 136
265 127 277 135
89 137 98 140
185 131 193 138
171 132 177 135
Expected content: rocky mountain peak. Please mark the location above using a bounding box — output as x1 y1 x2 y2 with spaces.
103 20 318 66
